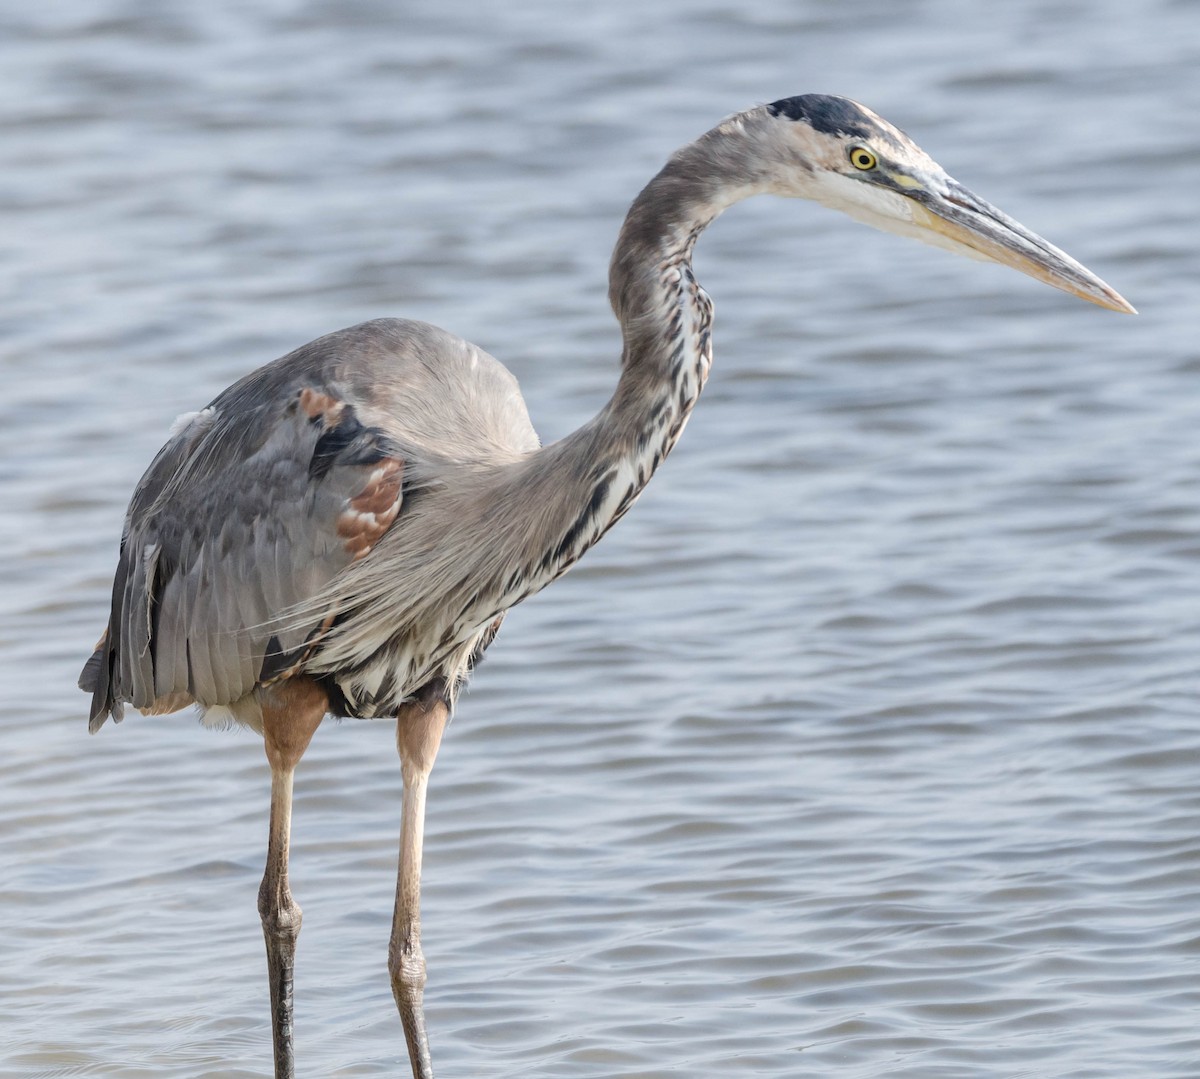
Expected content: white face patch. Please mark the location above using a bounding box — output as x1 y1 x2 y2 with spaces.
803 169 994 263
809 169 919 229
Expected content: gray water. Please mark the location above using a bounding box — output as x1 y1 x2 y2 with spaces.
2 1 1198 1076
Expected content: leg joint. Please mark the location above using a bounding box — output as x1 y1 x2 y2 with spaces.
259 883 303 940
388 935 427 995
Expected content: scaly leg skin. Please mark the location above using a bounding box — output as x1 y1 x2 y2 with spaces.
390 697 449 1079
257 679 327 1079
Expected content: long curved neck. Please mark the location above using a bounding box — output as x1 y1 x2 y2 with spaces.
513 118 774 580
600 161 724 501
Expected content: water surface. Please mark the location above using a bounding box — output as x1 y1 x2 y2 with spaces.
2 1 1198 1076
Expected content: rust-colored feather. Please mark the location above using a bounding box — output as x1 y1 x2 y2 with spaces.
337 458 404 561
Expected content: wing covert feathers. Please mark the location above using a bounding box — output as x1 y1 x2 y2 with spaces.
81 376 405 729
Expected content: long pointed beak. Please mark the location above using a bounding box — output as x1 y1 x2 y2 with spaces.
909 179 1136 314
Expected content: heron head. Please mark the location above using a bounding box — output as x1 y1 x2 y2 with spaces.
760 94 1134 314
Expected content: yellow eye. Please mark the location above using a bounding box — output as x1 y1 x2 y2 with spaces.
849 147 877 171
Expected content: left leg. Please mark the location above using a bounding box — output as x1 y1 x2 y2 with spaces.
390 695 450 1079
257 678 327 1079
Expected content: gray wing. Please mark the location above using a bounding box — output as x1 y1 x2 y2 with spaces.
80 367 406 730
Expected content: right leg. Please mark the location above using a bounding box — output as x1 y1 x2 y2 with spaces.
257 678 327 1079
389 695 450 1079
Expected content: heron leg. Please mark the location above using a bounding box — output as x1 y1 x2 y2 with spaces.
390 695 449 1079
257 679 326 1079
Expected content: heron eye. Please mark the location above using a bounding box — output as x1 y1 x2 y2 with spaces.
849 147 877 171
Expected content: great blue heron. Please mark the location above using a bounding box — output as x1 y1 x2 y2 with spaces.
80 94 1133 1079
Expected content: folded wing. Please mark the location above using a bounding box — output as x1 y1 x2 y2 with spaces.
80 377 404 731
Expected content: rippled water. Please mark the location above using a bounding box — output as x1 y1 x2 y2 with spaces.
2 1 1198 1076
